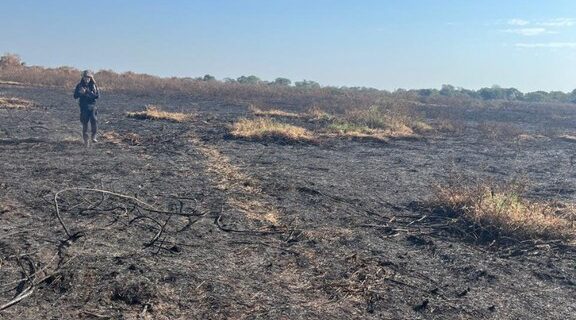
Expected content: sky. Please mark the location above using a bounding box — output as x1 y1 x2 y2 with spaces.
0 0 575 92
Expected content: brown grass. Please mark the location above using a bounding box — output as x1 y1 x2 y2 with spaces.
558 133 576 143
248 105 300 118
101 131 142 146
230 118 314 143
126 105 191 122
0 97 35 109
305 106 335 122
434 182 576 241
325 105 421 140
189 135 281 225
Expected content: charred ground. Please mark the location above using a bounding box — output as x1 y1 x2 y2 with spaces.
0 84 575 319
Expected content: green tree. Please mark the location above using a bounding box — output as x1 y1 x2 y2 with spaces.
202 74 216 81
295 80 320 89
273 77 291 86
237 75 261 84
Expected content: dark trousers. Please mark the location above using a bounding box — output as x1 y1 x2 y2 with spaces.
80 104 97 140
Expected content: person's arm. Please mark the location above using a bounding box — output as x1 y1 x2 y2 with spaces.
73 84 82 99
91 83 99 100
84 83 99 99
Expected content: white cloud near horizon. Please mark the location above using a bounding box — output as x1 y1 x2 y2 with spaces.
537 18 575 27
515 42 576 48
503 17 574 37
508 18 530 26
503 27 549 36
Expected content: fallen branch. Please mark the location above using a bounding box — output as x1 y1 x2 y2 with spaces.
54 187 200 238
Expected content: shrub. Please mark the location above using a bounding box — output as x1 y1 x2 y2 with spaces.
434 182 576 241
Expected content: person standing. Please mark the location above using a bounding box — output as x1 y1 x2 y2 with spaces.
73 70 99 147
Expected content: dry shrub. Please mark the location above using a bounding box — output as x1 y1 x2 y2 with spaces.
325 105 422 140
0 96 35 109
126 105 191 122
305 106 334 122
248 104 300 118
434 182 576 241
230 118 314 143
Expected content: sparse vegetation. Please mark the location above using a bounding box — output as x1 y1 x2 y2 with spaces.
230 118 314 143
305 106 334 122
102 131 142 146
0 97 35 109
126 105 191 122
248 105 300 118
477 121 524 141
324 105 423 139
434 182 576 242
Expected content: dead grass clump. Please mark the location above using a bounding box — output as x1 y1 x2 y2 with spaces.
558 133 576 143
0 97 34 109
306 106 335 122
325 105 425 140
102 131 142 145
126 105 191 122
248 104 300 118
230 118 314 143
434 182 576 242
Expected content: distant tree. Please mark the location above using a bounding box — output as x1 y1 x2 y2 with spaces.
202 74 216 81
439 84 456 96
237 75 261 85
417 89 438 97
504 88 523 100
547 91 568 102
523 91 549 102
295 80 320 89
273 77 291 86
0 53 24 68
478 86 508 100
570 89 576 103
223 77 237 83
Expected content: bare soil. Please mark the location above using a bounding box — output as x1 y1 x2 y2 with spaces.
0 84 575 319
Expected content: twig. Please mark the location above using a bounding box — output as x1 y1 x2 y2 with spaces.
215 214 284 235
0 286 34 311
54 187 200 238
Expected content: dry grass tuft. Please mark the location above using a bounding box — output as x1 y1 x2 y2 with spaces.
324 105 424 140
248 104 301 118
102 131 142 145
126 105 191 122
434 183 576 241
558 133 576 143
305 106 334 122
0 97 35 109
231 118 314 143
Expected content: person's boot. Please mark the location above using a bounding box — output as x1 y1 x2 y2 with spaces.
91 134 98 143
83 133 89 147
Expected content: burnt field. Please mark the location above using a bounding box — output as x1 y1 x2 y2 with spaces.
0 84 575 319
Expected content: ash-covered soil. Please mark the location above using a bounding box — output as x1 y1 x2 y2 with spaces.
0 85 575 319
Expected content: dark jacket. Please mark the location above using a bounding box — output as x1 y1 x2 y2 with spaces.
74 80 99 106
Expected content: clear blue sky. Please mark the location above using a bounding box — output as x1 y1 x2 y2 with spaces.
1 0 575 92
